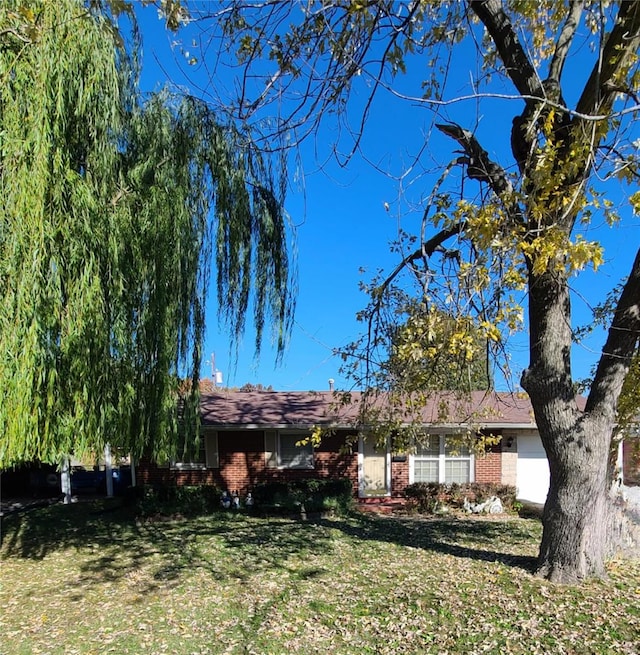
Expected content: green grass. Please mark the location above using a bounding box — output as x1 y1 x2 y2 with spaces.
1 500 639 654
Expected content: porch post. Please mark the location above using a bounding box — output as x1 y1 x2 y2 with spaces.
104 443 114 497
129 454 136 488
61 457 72 504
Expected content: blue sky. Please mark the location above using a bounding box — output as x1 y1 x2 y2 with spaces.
135 5 639 392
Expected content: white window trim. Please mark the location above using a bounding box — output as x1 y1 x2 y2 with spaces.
409 434 474 484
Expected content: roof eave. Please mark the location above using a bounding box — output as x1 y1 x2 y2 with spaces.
202 421 538 430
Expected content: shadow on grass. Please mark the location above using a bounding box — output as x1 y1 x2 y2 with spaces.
1 499 137 559
1 500 540 588
0 500 336 589
326 513 540 573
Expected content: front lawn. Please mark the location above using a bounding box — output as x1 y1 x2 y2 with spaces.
1 501 638 654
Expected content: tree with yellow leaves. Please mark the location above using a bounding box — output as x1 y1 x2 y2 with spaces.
170 0 640 583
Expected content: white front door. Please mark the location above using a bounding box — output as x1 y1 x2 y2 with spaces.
359 437 390 497
517 434 549 504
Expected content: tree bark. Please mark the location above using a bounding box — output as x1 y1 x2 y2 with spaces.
520 268 608 583
470 0 640 582
535 413 639 583
524 379 618 582
522 251 640 583
535 417 613 583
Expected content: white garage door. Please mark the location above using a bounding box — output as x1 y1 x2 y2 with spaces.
517 435 549 504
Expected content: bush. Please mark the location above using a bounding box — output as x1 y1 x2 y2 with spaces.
251 478 354 515
404 482 441 513
404 482 517 514
137 484 221 517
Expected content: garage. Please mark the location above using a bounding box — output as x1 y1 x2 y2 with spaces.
516 434 549 504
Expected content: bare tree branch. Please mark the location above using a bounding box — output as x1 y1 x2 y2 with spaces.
0 27 32 43
361 222 466 385
548 0 584 83
435 124 527 229
586 246 640 419
575 0 640 118
436 123 514 198
391 223 466 289
469 0 543 102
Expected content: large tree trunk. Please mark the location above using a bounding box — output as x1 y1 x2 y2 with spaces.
469 0 640 583
521 264 610 582
523 250 640 582
520 267 608 582
535 418 614 583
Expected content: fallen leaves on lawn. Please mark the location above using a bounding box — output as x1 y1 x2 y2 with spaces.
1 505 639 654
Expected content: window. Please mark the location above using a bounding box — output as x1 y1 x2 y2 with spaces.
444 440 471 483
265 430 314 469
171 431 219 470
412 435 473 484
413 435 440 483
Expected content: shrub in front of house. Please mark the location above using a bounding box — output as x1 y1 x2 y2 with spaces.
137 484 221 517
403 482 441 513
404 482 517 515
251 478 354 516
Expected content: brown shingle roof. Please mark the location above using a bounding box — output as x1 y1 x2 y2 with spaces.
199 390 547 429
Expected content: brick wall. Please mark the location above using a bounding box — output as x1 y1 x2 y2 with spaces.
474 440 502 484
137 429 523 497
388 442 505 493
137 429 359 496
623 437 640 486
391 457 409 496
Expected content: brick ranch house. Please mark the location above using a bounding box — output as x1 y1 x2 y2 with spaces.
136 389 609 505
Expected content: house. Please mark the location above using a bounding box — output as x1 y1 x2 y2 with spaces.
137 389 567 505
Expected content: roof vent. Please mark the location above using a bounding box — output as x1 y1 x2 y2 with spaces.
328 378 335 392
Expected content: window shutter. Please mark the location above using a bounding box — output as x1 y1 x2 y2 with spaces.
265 430 278 468
205 431 219 469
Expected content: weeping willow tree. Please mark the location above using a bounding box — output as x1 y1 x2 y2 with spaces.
0 1 294 467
